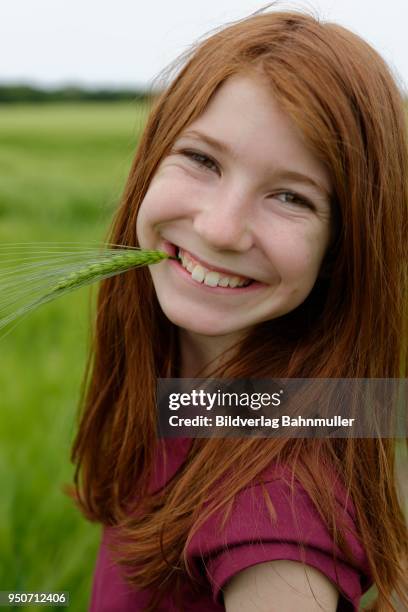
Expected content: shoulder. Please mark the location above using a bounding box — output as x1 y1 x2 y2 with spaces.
186 464 371 610
223 559 339 612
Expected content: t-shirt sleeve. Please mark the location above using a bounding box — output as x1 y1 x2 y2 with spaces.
186 467 372 611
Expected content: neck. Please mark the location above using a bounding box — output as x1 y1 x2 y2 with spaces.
178 328 245 378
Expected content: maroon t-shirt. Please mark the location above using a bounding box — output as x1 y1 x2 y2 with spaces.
90 438 372 611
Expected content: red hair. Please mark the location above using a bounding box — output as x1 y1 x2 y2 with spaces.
68 9 408 610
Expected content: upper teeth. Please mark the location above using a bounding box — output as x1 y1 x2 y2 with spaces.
178 248 252 288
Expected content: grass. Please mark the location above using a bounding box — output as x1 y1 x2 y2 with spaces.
0 102 149 242
0 102 149 611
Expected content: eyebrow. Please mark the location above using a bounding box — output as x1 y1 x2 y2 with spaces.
180 129 330 197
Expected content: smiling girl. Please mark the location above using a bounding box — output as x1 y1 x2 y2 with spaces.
137 73 332 354
68 8 408 612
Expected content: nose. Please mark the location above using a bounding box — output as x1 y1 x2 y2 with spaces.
192 190 254 252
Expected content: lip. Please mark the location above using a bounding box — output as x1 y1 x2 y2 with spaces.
161 239 255 281
162 239 267 294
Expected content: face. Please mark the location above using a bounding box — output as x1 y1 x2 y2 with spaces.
136 74 332 344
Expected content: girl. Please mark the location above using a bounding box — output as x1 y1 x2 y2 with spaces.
68 8 408 612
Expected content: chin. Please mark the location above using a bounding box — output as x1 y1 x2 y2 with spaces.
161 308 244 337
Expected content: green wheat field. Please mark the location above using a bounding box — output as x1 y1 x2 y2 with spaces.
0 102 149 611
0 103 406 610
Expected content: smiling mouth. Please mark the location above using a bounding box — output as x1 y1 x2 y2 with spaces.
174 245 254 289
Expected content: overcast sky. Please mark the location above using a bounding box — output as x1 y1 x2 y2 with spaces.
1 0 407 92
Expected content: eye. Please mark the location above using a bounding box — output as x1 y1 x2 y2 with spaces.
181 150 219 173
273 191 315 211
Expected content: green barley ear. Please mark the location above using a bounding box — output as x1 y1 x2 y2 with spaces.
0 243 179 339
51 248 175 294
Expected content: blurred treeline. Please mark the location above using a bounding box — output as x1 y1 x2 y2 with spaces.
0 84 150 104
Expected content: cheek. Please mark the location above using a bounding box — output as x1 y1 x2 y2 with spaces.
136 199 150 247
265 229 328 283
136 182 171 245
136 173 193 235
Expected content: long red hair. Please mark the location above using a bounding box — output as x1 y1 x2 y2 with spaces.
68 9 408 610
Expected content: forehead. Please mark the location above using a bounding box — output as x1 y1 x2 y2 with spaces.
179 74 331 193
